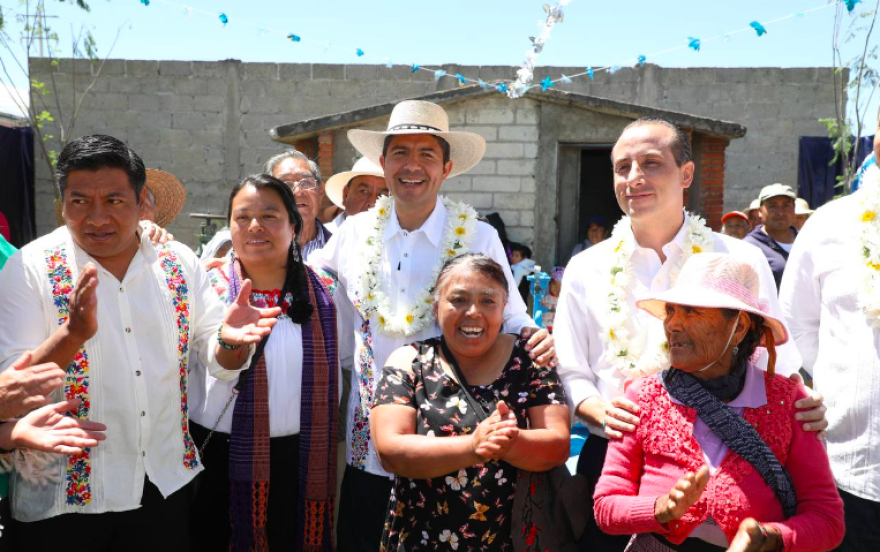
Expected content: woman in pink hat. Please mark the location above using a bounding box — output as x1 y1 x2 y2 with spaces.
593 253 844 552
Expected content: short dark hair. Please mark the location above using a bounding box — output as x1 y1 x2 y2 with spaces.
433 253 509 304
227 174 303 235
382 134 451 164
509 242 532 259
618 117 693 166
56 135 147 201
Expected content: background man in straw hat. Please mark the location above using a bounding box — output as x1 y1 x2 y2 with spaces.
324 156 389 233
553 117 826 552
139 169 187 228
780 126 880 552
794 197 814 231
310 99 555 552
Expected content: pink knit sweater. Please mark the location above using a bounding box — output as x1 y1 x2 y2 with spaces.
594 373 844 552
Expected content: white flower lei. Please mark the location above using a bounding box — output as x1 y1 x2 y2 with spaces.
856 165 880 327
356 195 478 336
600 212 715 381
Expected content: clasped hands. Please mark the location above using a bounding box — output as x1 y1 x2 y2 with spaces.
470 400 519 463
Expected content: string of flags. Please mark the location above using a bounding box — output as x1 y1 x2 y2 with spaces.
133 0 854 99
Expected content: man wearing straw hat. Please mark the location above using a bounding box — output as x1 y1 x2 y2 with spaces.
310 100 555 552
139 169 187 228
553 117 827 551
323 157 389 233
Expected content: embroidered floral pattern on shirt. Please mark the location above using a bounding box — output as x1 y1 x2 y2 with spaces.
350 317 375 469
44 248 92 507
157 247 199 470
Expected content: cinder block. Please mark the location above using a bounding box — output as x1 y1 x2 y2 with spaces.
279 63 312 81
127 61 160 78
159 60 193 77
345 65 378 80
243 63 279 80
460 125 498 141
498 125 539 142
467 160 497 176
520 177 536 193
524 144 538 158
506 227 533 244
473 176 520 192
128 93 160 111
193 62 227 78
496 160 534 176
466 107 515 125
493 210 520 226
174 78 208 95
194 95 226 112
93 93 128 111
445 192 494 209
442 176 472 192
312 64 345 80
493 193 534 209
159 94 195 112
137 111 172 130
484 143 524 159
516 106 539 125
520 210 535 227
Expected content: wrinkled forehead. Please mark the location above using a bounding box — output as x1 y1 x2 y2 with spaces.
612 124 676 161
273 157 315 179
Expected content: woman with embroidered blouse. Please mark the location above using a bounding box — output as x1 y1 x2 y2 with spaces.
593 253 844 552
371 253 570 552
187 174 339 552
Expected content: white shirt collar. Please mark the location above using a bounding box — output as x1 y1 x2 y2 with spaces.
628 209 689 258
383 196 446 246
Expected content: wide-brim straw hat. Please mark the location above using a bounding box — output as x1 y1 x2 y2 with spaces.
145 169 187 227
795 198 814 215
54 168 186 228
347 100 487 178
636 252 788 347
325 157 385 209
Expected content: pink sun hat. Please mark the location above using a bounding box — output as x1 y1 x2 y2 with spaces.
636 253 788 346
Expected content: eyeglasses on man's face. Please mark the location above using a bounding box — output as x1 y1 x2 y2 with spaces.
284 177 319 191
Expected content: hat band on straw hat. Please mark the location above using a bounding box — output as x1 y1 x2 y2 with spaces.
389 124 442 132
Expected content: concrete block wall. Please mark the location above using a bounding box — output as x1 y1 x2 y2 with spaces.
28 59 839 249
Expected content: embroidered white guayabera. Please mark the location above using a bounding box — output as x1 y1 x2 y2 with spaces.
600 213 715 381
856 167 880 326
355 195 478 337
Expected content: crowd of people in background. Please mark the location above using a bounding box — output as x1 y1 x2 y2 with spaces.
0 96 876 552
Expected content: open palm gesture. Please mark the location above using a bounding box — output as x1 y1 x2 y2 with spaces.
219 279 281 347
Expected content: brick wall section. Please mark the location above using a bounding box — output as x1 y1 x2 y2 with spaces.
317 131 334 181
699 138 728 230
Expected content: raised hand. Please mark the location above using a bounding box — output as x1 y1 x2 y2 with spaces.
219 279 281 347
8 399 107 455
67 263 99 343
654 465 710 525
471 401 519 462
0 351 66 419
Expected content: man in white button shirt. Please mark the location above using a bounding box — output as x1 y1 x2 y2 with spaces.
0 135 279 551
779 131 880 552
553 118 826 551
310 100 555 552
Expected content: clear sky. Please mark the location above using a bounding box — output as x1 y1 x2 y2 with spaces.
1 0 877 129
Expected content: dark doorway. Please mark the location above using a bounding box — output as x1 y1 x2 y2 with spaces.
556 144 621 267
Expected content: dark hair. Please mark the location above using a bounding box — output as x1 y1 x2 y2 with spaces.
227 174 313 324
433 253 509 304
56 134 147 201
720 309 765 371
382 134 451 164
509 242 532 259
618 117 693 166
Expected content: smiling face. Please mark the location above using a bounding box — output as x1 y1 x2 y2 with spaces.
272 157 320 228
229 184 295 271
436 267 507 360
63 167 142 264
343 175 389 216
612 124 694 223
663 304 747 377
380 134 453 214
760 196 795 234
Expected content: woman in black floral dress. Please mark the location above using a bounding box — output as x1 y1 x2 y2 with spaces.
372 254 570 551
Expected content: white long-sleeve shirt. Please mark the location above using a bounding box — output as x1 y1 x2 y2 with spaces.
779 190 880 502
0 227 240 521
310 196 535 478
555 214 802 435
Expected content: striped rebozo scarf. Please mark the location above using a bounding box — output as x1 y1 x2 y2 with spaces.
227 257 339 551
663 368 797 518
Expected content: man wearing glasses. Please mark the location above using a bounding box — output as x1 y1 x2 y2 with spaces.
264 150 333 261
200 149 332 264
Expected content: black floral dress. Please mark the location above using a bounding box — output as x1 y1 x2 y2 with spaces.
373 337 566 552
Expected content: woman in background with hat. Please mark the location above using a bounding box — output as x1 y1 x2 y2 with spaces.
324 156 389 233
593 253 843 552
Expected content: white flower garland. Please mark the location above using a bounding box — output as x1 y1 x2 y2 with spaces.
356 195 478 336
856 165 880 326
600 212 715 381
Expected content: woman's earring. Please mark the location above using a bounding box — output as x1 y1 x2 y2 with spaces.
732 346 739 355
